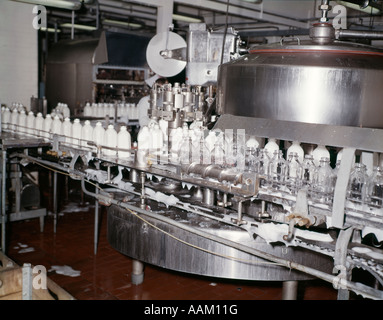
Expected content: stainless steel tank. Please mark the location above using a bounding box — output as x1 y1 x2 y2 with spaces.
217 24 383 128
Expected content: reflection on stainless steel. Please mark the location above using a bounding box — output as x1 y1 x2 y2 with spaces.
217 39 383 128
107 203 331 281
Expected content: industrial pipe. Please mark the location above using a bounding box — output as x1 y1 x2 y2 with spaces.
336 29 383 40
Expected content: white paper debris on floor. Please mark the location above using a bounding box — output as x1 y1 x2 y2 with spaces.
49 265 81 277
17 242 28 248
60 202 92 213
13 243 35 254
18 247 35 254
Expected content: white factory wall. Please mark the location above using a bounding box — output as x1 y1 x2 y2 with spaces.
0 1 38 111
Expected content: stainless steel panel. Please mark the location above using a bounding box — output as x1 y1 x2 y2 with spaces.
186 23 237 86
213 115 383 152
107 204 333 281
217 42 383 128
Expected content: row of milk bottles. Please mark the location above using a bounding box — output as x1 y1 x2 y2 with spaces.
136 121 213 163
248 138 383 211
1 107 132 158
135 120 383 211
255 139 335 204
83 102 138 119
52 102 70 119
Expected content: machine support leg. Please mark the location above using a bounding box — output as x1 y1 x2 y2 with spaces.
337 287 350 300
94 183 99 255
132 259 145 285
282 280 298 300
15 160 21 214
53 171 57 233
39 216 44 233
1 150 6 253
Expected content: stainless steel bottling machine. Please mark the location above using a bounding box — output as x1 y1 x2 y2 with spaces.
1 1 383 300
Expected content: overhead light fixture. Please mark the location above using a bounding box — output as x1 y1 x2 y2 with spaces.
60 23 97 31
11 0 82 10
337 1 381 14
40 27 62 33
102 19 142 29
172 14 203 23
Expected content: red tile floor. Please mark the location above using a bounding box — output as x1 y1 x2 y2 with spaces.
4 181 339 301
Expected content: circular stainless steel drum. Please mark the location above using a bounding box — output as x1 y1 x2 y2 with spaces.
107 203 333 281
217 39 383 128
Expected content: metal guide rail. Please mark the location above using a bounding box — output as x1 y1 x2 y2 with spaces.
2 117 383 299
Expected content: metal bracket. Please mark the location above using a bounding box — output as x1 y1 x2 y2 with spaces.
160 47 187 61
333 227 354 299
331 147 356 229
69 152 80 170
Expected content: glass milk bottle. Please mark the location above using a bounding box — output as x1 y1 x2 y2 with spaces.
10 109 19 131
61 117 72 144
313 157 335 205
2 107 11 130
287 141 304 162
137 126 152 150
137 125 151 167
312 145 330 166
43 114 52 139
264 138 279 155
366 166 383 210
159 119 168 144
302 154 316 198
169 127 182 161
52 115 62 136
204 130 216 164
246 135 260 151
254 149 270 188
104 124 117 157
117 126 131 159
81 120 93 149
71 118 82 147
347 162 369 204
18 110 27 134
34 112 44 138
268 150 286 191
97 104 104 117
285 152 303 194
178 129 191 165
151 124 164 154
190 127 202 164
26 111 35 136
93 121 105 153
84 103 91 117
213 136 225 166
246 147 258 172
62 104 70 118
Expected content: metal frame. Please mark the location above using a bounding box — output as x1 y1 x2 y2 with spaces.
2 115 383 299
0 135 49 254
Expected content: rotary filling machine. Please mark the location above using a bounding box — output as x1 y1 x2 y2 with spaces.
1 3 383 300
